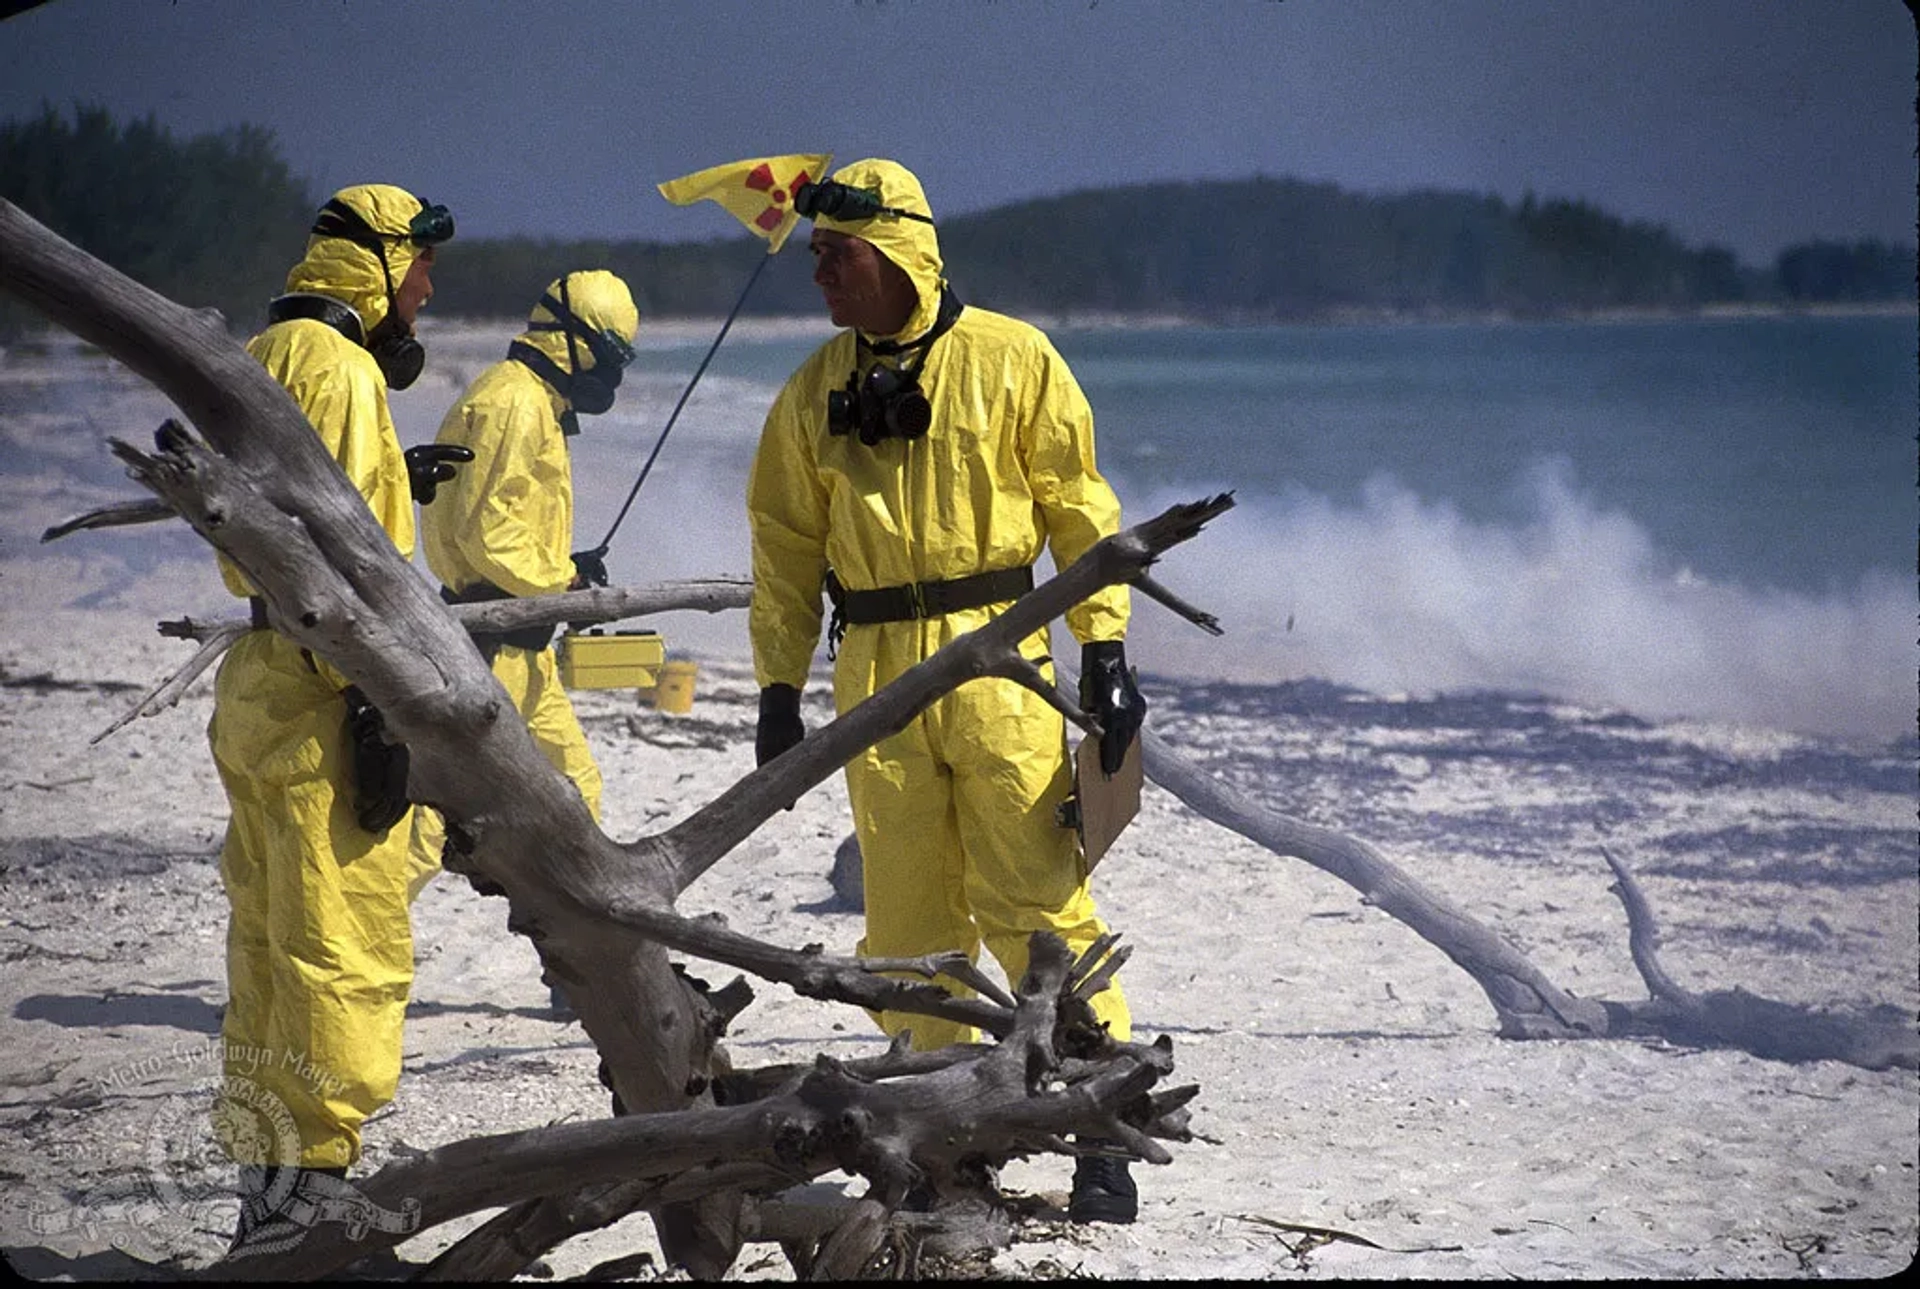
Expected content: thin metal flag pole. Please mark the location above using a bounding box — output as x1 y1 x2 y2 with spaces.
589 249 774 557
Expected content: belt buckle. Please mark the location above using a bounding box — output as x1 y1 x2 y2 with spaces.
905 581 928 619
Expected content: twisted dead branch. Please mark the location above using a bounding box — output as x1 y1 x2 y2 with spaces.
4 194 1223 1281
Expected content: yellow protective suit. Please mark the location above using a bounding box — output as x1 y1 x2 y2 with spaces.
747 160 1132 1050
208 184 431 1170
408 271 638 886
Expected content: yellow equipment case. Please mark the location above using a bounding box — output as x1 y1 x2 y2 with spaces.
556 628 666 691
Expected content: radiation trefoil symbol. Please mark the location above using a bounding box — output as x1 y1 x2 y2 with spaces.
742 160 818 233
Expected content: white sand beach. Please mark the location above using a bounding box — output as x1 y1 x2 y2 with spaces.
1 597 1914 1281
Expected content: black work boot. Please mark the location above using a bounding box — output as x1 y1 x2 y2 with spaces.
1068 1147 1138 1224
228 1164 287 1254
229 1164 348 1255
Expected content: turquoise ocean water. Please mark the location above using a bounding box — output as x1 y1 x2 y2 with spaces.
575 310 1916 745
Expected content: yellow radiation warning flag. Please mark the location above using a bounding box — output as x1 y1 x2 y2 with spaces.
657 153 833 254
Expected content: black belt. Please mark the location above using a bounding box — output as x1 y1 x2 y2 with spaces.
441 582 557 653
827 564 1033 632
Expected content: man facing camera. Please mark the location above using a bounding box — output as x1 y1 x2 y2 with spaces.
745 158 1147 1223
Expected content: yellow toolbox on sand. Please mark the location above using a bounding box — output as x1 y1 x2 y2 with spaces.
556 628 665 691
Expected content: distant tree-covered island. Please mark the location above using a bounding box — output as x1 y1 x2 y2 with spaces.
3 104 1914 337
0 104 313 336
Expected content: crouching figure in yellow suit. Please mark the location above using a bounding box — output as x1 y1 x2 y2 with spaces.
210 183 458 1250
407 272 640 949
746 159 1147 1223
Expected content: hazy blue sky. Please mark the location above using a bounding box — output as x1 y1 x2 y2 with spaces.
2 0 1913 268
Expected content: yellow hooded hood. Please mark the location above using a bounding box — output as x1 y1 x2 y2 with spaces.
283 183 433 335
514 269 640 375
813 158 946 344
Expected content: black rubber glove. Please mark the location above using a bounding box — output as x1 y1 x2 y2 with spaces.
342 685 411 835
755 683 805 767
1080 640 1146 776
403 444 474 505
570 548 610 588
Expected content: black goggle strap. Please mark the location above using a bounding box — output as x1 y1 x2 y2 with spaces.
530 278 636 374
854 201 934 227
312 196 452 247
311 198 402 316
555 279 585 383
864 283 965 377
311 197 385 246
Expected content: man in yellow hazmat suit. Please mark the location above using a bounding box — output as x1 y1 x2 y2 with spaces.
410 271 639 966
746 159 1147 1223
209 182 461 1252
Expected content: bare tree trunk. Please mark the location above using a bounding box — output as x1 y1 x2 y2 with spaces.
200 935 1195 1281
81 579 753 745
1134 722 1608 1039
3 196 1223 1281
1130 703 1918 1070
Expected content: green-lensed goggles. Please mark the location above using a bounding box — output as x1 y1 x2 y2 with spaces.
407 202 455 246
598 329 638 368
532 283 637 369
313 197 456 248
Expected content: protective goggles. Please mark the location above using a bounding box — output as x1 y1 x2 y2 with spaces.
534 279 637 370
313 197 456 248
793 179 933 226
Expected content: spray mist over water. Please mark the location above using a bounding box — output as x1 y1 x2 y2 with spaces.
1125 467 1915 744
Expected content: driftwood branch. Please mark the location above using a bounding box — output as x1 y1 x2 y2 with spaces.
41 496 178 541
1134 570 1224 635
1601 845 1699 1008
215 933 1191 1281
1125 696 1918 1071
3 195 1218 1281
154 577 755 643
84 578 754 743
1593 848 1916 1070
90 620 249 744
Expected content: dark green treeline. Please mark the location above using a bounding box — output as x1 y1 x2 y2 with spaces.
0 104 314 334
944 179 1757 319
4 106 1913 338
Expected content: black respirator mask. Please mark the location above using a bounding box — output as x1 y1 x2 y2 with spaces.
308 196 454 390
828 362 932 445
826 283 963 447
363 313 425 391
508 276 637 433
536 276 635 415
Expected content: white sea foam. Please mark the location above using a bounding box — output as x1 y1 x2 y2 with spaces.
1126 468 1916 745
